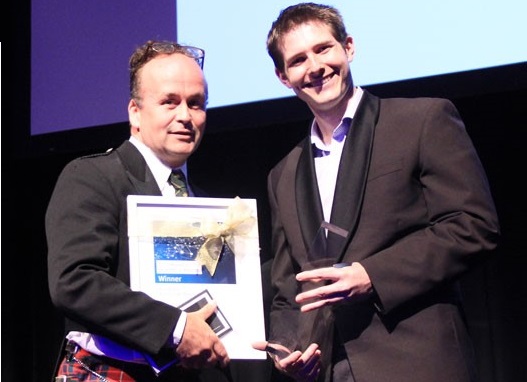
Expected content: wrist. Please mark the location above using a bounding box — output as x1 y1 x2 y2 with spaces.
169 311 187 348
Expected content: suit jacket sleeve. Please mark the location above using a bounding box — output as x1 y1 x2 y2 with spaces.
46 146 180 355
359 98 500 313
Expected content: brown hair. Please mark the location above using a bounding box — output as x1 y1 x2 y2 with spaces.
266 3 349 73
129 40 205 104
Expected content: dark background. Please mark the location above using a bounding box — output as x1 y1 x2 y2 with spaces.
3 2 527 382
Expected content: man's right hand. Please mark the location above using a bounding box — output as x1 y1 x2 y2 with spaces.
175 302 230 369
252 341 321 381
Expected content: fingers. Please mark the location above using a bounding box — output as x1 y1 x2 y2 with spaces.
296 283 349 304
213 339 230 368
296 266 338 282
252 340 294 360
197 301 218 319
278 344 321 381
251 340 268 351
295 268 344 302
267 343 292 359
295 264 369 312
178 335 229 369
176 303 230 369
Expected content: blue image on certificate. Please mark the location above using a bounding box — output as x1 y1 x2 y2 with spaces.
153 236 236 284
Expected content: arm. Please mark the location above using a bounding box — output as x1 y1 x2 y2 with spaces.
47 157 176 354
46 156 228 368
364 99 500 313
295 99 500 314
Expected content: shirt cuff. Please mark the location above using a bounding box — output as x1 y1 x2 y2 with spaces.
171 311 187 348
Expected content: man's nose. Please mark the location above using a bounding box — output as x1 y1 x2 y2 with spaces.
175 103 191 122
307 55 323 74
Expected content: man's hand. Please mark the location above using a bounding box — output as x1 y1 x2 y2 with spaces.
252 341 321 382
295 262 372 312
175 302 230 369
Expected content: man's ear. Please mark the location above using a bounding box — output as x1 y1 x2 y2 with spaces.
128 99 140 132
345 36 355 63
276 67 292 88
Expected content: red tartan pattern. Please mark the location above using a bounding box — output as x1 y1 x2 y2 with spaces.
56 348 135 382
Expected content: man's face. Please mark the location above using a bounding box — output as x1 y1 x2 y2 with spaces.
276 22 355 114
128 54 207 168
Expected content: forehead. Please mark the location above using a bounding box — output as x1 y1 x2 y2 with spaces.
139 54 206 92
280 22 335 53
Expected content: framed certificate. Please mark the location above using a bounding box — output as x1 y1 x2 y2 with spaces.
127 195 266 360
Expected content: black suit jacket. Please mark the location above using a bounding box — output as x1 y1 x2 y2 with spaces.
47 140 183 353
47 140 269 382
267 91 500 382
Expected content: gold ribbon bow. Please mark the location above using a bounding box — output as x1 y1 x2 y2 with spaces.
196 197 256 276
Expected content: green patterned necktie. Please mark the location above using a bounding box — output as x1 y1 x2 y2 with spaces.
169 169 189 197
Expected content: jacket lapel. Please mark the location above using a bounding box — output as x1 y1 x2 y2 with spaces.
296 137 325 255
328 91 380 262
115 140 161 196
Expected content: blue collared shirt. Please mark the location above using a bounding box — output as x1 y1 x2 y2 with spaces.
310 87 364 223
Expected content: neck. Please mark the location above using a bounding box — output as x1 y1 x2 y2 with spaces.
313 86 355 144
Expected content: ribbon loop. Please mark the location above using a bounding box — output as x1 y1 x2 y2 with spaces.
196 197 256 276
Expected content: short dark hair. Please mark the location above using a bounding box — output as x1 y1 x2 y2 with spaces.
266 3 349 73
129 40 206 104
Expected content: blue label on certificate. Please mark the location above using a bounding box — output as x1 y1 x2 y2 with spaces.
153 236 236 284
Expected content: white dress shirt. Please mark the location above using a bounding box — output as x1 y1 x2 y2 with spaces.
311 87 364 223
66 136 189 365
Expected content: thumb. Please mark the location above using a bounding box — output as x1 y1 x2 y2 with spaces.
197 301 218 320
251 340 268 351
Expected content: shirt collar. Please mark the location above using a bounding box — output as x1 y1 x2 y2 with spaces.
310 86 364 149
129 136 188 192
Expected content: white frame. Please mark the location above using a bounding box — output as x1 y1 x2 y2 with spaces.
127 195 266 360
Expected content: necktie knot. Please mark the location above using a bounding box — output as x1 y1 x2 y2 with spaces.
169 169 189 197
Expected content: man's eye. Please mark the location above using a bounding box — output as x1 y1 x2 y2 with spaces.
317 45 332 54
190 103 206 110
289 57 305 67
189 99 206 110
